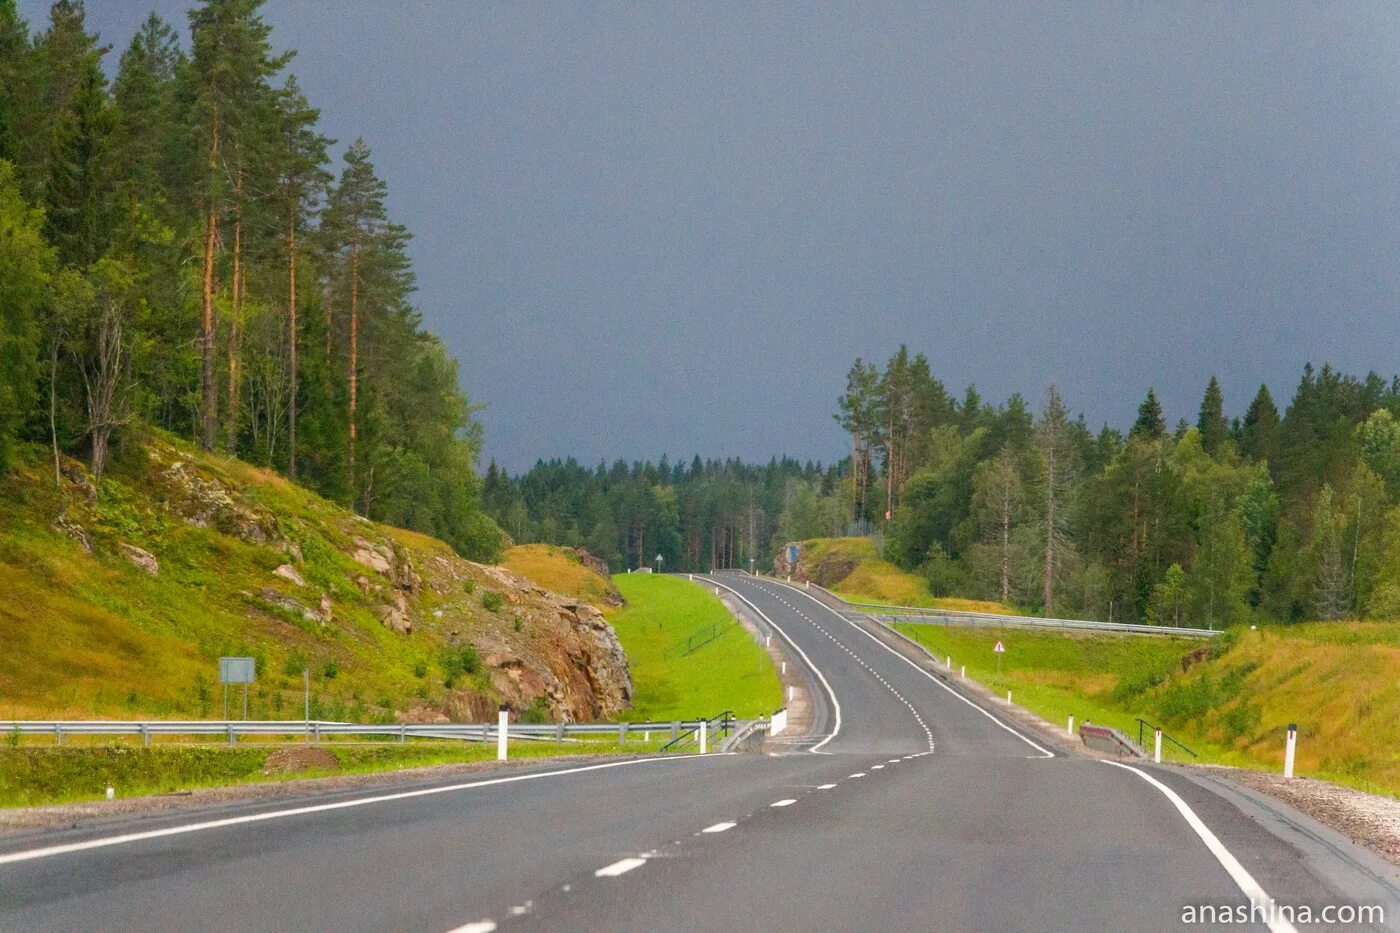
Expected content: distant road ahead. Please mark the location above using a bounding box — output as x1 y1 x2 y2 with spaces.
1 573 1392 931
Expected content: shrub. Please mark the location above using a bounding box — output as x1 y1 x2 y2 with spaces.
481 590 504 613
439 644 481 685
463 578 476 595
412 659 428 678
283 649 308 677
321 660 339 680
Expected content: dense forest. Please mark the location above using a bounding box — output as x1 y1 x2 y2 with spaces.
491 350 1400 628
0 0 501 558
482 455 841 574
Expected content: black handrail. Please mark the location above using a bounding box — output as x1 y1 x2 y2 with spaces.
1136 718 1198 758
659 710 734 752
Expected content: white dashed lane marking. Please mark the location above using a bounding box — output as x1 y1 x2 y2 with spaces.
750 582 936 753
703 822 737 833
770 799 797 807
595 857 647 878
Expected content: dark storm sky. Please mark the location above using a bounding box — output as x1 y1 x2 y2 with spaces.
28 2 1400 470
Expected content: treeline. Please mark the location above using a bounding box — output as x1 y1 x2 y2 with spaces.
833 347 1400 627
0 1 500 558
482 456 845 572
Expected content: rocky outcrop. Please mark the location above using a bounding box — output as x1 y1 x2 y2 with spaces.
119 543 159 576
273 564 306 586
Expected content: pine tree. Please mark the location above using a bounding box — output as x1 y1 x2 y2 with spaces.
1197 375 1228 456
270 75 330 478
187 0 291 450
0 0 32 166
1036 385 1076 613
321 137 411 509
0 159 50 472
1130 388 1166 440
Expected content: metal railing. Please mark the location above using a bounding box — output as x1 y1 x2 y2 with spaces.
659 711 735 753
1136 718 1198 759
0 718 716 747
837 600 1222 638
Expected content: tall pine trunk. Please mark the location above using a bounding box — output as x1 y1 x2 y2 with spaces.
200 109 220 451
347 242 360 506
225 170 244 453
1000 484 1011 603
287 204 298 478
1043 446 1056 613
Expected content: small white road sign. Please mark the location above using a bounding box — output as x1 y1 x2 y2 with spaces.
993 641 1005 654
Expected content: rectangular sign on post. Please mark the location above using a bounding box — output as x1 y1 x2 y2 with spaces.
219 657 255 684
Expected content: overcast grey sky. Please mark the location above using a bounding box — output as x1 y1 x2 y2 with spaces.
26 2 1400 470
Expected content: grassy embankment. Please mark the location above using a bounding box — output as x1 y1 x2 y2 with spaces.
609 574 782 721
892 622 1400 797
796 537 1400 797
0 737 660 808
502 543 621 608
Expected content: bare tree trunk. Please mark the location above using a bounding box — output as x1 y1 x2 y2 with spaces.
200 108 220 451
885 407 895 520
1000 484 1011 603
347 243 360 506
49 336 61 490
83 298 125 487
1043 445 1055 613
287 205 298 478
225 169 244 453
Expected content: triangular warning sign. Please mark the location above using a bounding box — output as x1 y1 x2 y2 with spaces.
993 640 1005 653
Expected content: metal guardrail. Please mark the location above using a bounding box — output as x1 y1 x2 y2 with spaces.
837 601 1221 638
0 718 715 746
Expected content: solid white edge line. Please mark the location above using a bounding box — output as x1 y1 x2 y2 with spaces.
0 755 718 867
595 857 647 878
1100 761 1298 933
705 577 843 754
702 821 736 833
773 580 1055 759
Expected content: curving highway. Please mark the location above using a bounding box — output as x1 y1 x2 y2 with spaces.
0 573 1393 931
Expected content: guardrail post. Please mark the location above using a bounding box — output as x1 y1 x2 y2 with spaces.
670 721 679 740
699 720 708 754
400 723 407 744
1154 728 1162 763
1284 723 1297 779
313 722 320 745
227 724 235 746
618 722 628 743
497 705 509 761
555 722 564 742
54 724 63 746
140 724 150 747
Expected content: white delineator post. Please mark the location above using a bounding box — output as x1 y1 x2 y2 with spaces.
1284 723 1297 779
699 720 708 754
1154 728 1162 763
960 665 966 679
787 684 794 703
1067 715 1075 735
496 705 509 761
1006 691 1012 705
946 655 952 669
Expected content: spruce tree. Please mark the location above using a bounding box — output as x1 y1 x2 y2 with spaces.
1197 375 1228 455
1130 388 1166 440
1241 383 1280 466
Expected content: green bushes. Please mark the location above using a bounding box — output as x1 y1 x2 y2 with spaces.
439 644 481 686
481 590 504 613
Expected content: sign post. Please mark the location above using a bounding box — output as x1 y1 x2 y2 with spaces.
218 657 255 721
993 640 1005 677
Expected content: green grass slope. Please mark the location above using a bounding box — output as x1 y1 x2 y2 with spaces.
894 621 1400 797
0 432 630 725
609 574 781 721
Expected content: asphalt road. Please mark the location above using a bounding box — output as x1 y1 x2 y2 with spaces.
1 573 1394 932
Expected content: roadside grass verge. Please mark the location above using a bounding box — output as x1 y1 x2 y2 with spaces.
610 575 781 721
0 737 669 808
892 621 1400 798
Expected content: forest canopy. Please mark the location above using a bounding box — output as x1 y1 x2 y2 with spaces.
0 0 501 559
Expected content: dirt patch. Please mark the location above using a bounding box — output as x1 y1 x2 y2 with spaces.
1220 768 1400 865
262 747 339 775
